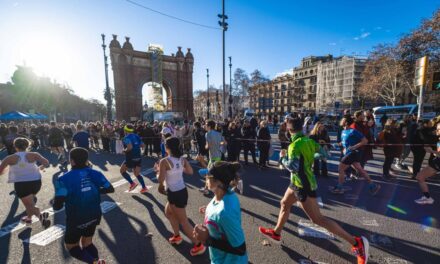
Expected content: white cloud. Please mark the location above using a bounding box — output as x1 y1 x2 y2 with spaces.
329 42 337 46
374 26 382 30
354 32 371 40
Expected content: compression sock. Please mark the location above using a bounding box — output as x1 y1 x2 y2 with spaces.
136 175 146 188
69 246 95 263
84 244 99 260
423 192 431 198
121 172 134 184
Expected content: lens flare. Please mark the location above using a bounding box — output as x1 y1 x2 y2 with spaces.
421 217 438 233
386 204 407 215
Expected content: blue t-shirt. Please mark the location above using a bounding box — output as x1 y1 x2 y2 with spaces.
73 131 90 149
204 190 248 264
123 133 142 160
340 128 365 155
55 168 110 226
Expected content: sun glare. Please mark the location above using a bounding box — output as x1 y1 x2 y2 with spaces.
17 31 78 84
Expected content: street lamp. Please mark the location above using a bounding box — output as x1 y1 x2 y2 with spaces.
206 68 210 120
101 34 112 123
218 0 228 119
228 56 232 119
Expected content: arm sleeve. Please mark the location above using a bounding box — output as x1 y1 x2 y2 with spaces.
207 236 246 256
206 212 246 255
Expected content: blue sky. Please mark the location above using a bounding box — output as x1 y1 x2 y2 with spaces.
0 0 438 103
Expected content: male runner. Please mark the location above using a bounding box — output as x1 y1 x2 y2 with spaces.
331 117 381 195
258 117 370 264
48 121 67 166
120 124 148 193
414 122 440 205
53 147 113 264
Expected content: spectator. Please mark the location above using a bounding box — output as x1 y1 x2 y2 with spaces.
257 121 271 169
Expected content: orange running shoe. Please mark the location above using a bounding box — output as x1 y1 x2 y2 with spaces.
258 226 281 243
168 235 183 245
352 236 369 264
128 182 138 192
190 243 206 256
140 187 149 194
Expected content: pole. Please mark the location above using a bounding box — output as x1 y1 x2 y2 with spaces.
417 85 424 121
228 56 232 119
206 69 210 120
222 0 226 119
101 34 112 123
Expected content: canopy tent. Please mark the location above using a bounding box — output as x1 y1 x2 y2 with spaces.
0 111 31 120
27 113 48 120
0 111 48 121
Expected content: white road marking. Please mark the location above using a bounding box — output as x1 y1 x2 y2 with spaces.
298 220 334 239
100 201 122 214
370 234 393 247
360 218 379 226
0 207 65 238
23 225 66 246
298 260 328 264
140 168 155 176
344 194 359 200
385 258 408 264
296 197 323 208
112 179 128 188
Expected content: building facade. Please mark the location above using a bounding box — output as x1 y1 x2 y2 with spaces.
316 56 366 113
193 89 227 120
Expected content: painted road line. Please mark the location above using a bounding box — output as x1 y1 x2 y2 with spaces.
360 218 379 227
298 260 328 264
140 168 155 176
24 224 66 246
100 201 122 214
327 186 352 192
385 258 408 264
112 179 128 188
298 219 334 239
124 185 154 193
0 207 65 238
344 194 359 200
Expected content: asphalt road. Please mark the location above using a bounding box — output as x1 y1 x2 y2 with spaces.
1 137 439 264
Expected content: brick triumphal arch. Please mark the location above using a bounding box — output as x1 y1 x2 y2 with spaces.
109 35 194 121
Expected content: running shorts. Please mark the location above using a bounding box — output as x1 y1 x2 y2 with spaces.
429 157 440 172
289 183 317 202
64 217 101 244
123 158 142 169
167 187 188 208
341 150 361 165
14 179 42 198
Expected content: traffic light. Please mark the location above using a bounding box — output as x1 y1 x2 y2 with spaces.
432 71 440 91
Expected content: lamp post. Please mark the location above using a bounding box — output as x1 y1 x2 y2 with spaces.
228 56 232 119
218 0 228 119
101 34 112 123
206 68 210 120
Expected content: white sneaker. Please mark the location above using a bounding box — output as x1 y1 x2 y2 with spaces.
237 180 243 195
415 196 434 205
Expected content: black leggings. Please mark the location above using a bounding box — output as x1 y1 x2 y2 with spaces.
383 155 394 177
411 147 426 177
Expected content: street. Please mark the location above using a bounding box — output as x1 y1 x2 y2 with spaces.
1 136 440 264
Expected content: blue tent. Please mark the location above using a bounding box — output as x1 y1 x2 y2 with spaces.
0 111 31 120
27 112 48 120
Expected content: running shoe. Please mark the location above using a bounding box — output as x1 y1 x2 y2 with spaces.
21 216 32 225
128 182 138 192
258 227 281 243
140 187 149 194
190 243 206 256
352 236 369 264
93 259 106 264
39 212 51 229
199 187 210 195
168 235 183 245
414 196 434 205
330 185 344 194
368 184 381 196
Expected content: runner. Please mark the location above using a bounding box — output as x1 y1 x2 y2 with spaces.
199 120 225 195
156 137 206 256
120 124 148 193
414 122 440 205
53 147 113 264
258 117 370 264
48 121 67 166
331 117 381 195
0 137 50 228
195 161 248 264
